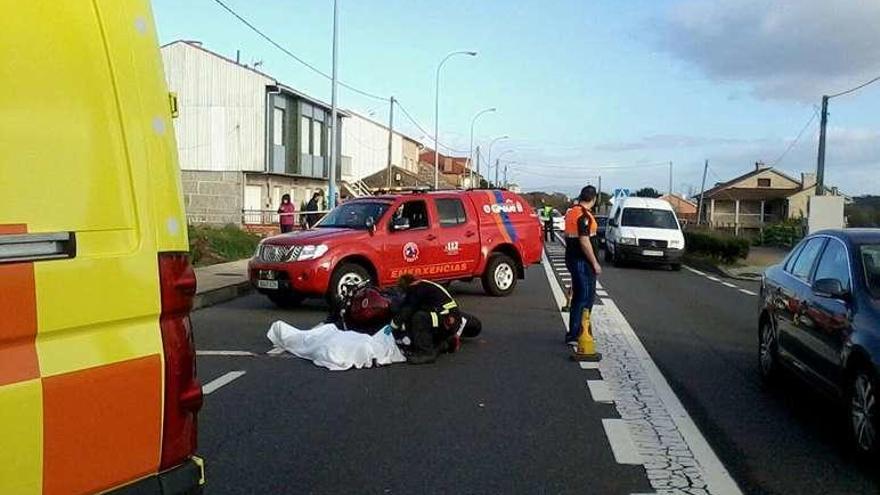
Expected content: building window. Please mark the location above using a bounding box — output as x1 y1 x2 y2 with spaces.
300 116 311 154
312 119 323 157
273 108 284 146
757 178 771 188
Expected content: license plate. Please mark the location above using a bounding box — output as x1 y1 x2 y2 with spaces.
642 250 664 257
257 280 279 289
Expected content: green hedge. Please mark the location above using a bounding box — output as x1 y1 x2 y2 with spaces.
684 230 750 264
188 224 261 267
760 221 804 248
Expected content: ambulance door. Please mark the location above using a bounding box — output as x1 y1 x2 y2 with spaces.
381 199 438 284
431 196 480 279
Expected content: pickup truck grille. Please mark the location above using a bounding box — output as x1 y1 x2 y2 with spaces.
638 239 668 249
259 244 301 263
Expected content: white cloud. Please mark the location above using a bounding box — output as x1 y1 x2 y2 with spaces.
659 0 880 101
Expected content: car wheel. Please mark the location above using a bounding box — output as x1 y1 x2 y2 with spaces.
604 244 613 263
267 291 304 308
612 247 623 268
328 263 371 304
848 368 879 455
482 253 518 297
758 317 779 383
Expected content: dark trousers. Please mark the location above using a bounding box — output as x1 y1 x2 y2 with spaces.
544 220 554 242
280 224 294 233
565 257 596 342
406 310 480 360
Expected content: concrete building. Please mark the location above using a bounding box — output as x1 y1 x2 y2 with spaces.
341 111 421 183
696 163 846 236
419 149 474 189
161 40 346 225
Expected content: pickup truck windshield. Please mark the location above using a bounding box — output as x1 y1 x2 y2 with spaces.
622 208 678 229
862 245 880 299
316 202 390 229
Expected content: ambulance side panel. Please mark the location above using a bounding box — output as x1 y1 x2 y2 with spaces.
0 2 183 493
467 191 542 277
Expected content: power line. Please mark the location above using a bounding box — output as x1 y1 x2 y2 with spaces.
395 100 468 154
829 75 880 99
770 106 819 167
210 0 389 102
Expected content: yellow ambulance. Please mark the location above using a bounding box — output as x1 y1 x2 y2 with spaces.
1 2 204 494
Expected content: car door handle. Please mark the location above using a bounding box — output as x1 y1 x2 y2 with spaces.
465 231 476 238
426 234 437 241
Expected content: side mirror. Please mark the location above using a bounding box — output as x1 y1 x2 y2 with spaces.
391 217 410 231
365 216 376 235
812 278 849 300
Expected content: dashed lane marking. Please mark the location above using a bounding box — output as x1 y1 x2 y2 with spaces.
587 379 613 403
197 350 256 357
203 370 246 395
603 419 645 465
721 282 737 288
267 347 285 355
739 289 758 296
706 275 721 282
684 265 706 276
683 264 758 297
579 361 600 370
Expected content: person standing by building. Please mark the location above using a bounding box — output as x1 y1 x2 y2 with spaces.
304 192 321 228
277 193 296 233
564 186 601 360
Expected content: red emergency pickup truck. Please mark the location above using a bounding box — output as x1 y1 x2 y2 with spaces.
248 189 543 306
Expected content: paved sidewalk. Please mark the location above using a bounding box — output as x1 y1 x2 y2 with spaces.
193 259 251 310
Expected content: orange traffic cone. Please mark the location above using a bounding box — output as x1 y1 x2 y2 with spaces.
571 308 601 362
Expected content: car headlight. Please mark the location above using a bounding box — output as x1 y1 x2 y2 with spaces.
619 237 637 246
254 241 264 258
294 244 329 261
668 239 683 249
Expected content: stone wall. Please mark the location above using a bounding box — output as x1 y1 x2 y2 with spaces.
181 170 243 225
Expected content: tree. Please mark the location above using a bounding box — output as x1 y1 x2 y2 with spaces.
634 187 662 198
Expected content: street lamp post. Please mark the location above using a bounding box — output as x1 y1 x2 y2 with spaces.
434 50 477 190
467 107 496 187
485 135 509 187
495 149 514 187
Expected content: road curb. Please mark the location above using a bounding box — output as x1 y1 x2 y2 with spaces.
193 282 253 311
684 256 762 282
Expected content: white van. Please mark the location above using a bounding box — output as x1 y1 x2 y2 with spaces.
605 197 685 270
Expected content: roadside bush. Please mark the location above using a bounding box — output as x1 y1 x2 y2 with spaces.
188 224 260 267
684 230 750 264
760 220 804 248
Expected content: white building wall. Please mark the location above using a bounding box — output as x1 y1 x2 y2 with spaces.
341 112 404 181
161 42 273 172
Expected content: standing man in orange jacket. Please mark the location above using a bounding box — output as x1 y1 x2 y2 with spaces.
563 185 601 354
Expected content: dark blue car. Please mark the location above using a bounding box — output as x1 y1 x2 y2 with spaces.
759 229 880 454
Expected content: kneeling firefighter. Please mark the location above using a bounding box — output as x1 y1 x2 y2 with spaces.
390 275 482 364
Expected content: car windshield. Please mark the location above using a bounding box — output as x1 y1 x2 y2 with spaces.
861 244 880 299
315 201 390 229
621 208 678 229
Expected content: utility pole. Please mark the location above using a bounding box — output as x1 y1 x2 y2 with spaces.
816 95 829 196
696 159 709 224
475 146 481 187
385 96 395 189
668 161 673 196
327 0 339 209
597 176 602 214
503 162 508 188
494 159 500 187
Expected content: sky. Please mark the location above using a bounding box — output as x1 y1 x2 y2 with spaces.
152 0 880 197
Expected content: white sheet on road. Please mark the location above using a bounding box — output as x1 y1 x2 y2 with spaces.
267 321 406 371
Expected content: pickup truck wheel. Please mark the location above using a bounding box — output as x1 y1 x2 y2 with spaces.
482 254 517 297
328 263 370 304
267 291 304 308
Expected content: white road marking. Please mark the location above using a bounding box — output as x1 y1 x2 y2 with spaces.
202 371 246 395
541 250 569 331
596 281 604 289
600 298 742 495
739 288 758 296
267 347 285 355
579 361 600 370
721 282 737 288
587 379 613 403
197 350 256 357
603 419 645 465
706 276 721 282
683 265 705 276
596 290 609 296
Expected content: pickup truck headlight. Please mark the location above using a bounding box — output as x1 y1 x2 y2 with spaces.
619 237 637 246
668 239 684 249
294 244 328 261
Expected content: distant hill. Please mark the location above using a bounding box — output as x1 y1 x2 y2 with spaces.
847 195 880 227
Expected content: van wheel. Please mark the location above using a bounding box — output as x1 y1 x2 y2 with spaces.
612 248 624 268
604 245 613 263
670 263 682 271
268 292 304 308
848 367 879 455
482 254 518 297
328 263 371 304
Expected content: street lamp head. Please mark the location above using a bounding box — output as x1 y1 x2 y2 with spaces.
466 51 478 56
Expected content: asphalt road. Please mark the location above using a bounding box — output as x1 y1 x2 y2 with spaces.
191 269 652 494
597 259 880 494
